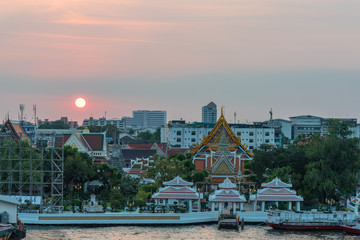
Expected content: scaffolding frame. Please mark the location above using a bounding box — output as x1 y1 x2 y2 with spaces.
0 136 64 212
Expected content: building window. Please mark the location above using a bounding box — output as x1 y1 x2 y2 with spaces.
265 139 269 143
249 132 254 136
177 131 181 135
249 146 254 150
191 138 196 142
265 132 270 136
177 138 181 142
249 139 254 143
191 131 196 135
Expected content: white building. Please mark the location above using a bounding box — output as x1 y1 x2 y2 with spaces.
202 102 217 124
124 110 166 129
0 195 20 224
289 115 358 140
161 120 275 150
82 117 125 130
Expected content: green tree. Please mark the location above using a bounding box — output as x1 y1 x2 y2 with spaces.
39 120 69 129
137 128 161 143
63 146 95 189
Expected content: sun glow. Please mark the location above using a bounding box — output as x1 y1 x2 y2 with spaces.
75 97 86 108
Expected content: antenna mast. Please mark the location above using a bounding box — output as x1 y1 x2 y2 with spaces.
19 104 25 122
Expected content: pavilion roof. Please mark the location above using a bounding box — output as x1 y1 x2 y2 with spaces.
209 189 246 203
251 187 304 202
261 177 292 189
151 186 201 200
209 177 246 202
163 176 193 187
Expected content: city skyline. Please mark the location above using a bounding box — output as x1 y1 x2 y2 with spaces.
1 1 360 123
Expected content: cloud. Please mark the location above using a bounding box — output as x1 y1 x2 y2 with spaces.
18 32 162 44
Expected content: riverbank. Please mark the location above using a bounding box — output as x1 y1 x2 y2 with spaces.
18 211 267 225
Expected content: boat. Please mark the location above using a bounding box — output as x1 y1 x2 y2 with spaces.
0 224 14 240
341 223 360 234
266 210 356 230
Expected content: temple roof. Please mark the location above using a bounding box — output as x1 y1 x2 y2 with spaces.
251 178 304 202
1 120 31 143
261 177 292 189
192 109 252 157
209 177 246 203
152 186 202 200
55 132 105 151
163 176 193 187
219 177 237 189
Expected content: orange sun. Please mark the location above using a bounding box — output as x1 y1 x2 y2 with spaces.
75 97 86 108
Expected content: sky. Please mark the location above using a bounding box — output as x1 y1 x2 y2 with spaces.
1 0 360 125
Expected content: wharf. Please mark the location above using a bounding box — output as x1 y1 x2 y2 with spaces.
18 211 267 225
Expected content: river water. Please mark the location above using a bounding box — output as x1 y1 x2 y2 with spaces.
25 224 359 240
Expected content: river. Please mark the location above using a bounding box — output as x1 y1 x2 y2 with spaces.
25 224 359 240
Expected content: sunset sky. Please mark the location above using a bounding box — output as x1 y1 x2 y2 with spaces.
1 0 360 124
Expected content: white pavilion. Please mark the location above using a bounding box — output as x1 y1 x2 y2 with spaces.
209 177 246 214
151 176 203 212
250 177 304 211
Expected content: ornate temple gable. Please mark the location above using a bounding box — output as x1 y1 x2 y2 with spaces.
192 108 253 157
65 134 88 152
213 161 233 175
211 130 235 175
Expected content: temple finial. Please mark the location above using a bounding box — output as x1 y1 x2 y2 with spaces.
221 106 225 116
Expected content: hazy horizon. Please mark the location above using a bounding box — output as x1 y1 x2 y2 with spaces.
1 0 359 124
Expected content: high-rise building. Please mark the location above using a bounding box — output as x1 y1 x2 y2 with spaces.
125 110 167 129
202 102 217 123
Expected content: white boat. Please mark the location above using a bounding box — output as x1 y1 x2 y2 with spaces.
266 210 356 230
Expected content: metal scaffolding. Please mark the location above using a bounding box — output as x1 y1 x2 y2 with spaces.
0 136 64 212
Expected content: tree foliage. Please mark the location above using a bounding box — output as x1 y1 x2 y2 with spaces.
39 120 69 129
137 129 161 143
63 146 96 188
145 153 202 184
249 119 360 205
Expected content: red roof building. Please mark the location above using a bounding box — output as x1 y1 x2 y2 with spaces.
151 176 203 212
250 178 304 211
1 120 31 144
209 178 246 214
54 129 108 164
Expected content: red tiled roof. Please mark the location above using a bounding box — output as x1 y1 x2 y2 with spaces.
82 134 104 150
161 186 196 193
156 143 167 152
167 148 189 155
254 196 303 202
261 177 292 189
55 134 71 148
152 193 200 200
163 176 193 187
210 196 246 203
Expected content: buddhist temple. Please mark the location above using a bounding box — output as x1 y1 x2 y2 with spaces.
209 178 246 214
250 177 304 211
151 176 203 212
192 109 253 187
127 157 153 177
54 127 109 164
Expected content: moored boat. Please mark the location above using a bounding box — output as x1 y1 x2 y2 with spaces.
266 210 356 230
341 223 360 234
0 224 14 240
